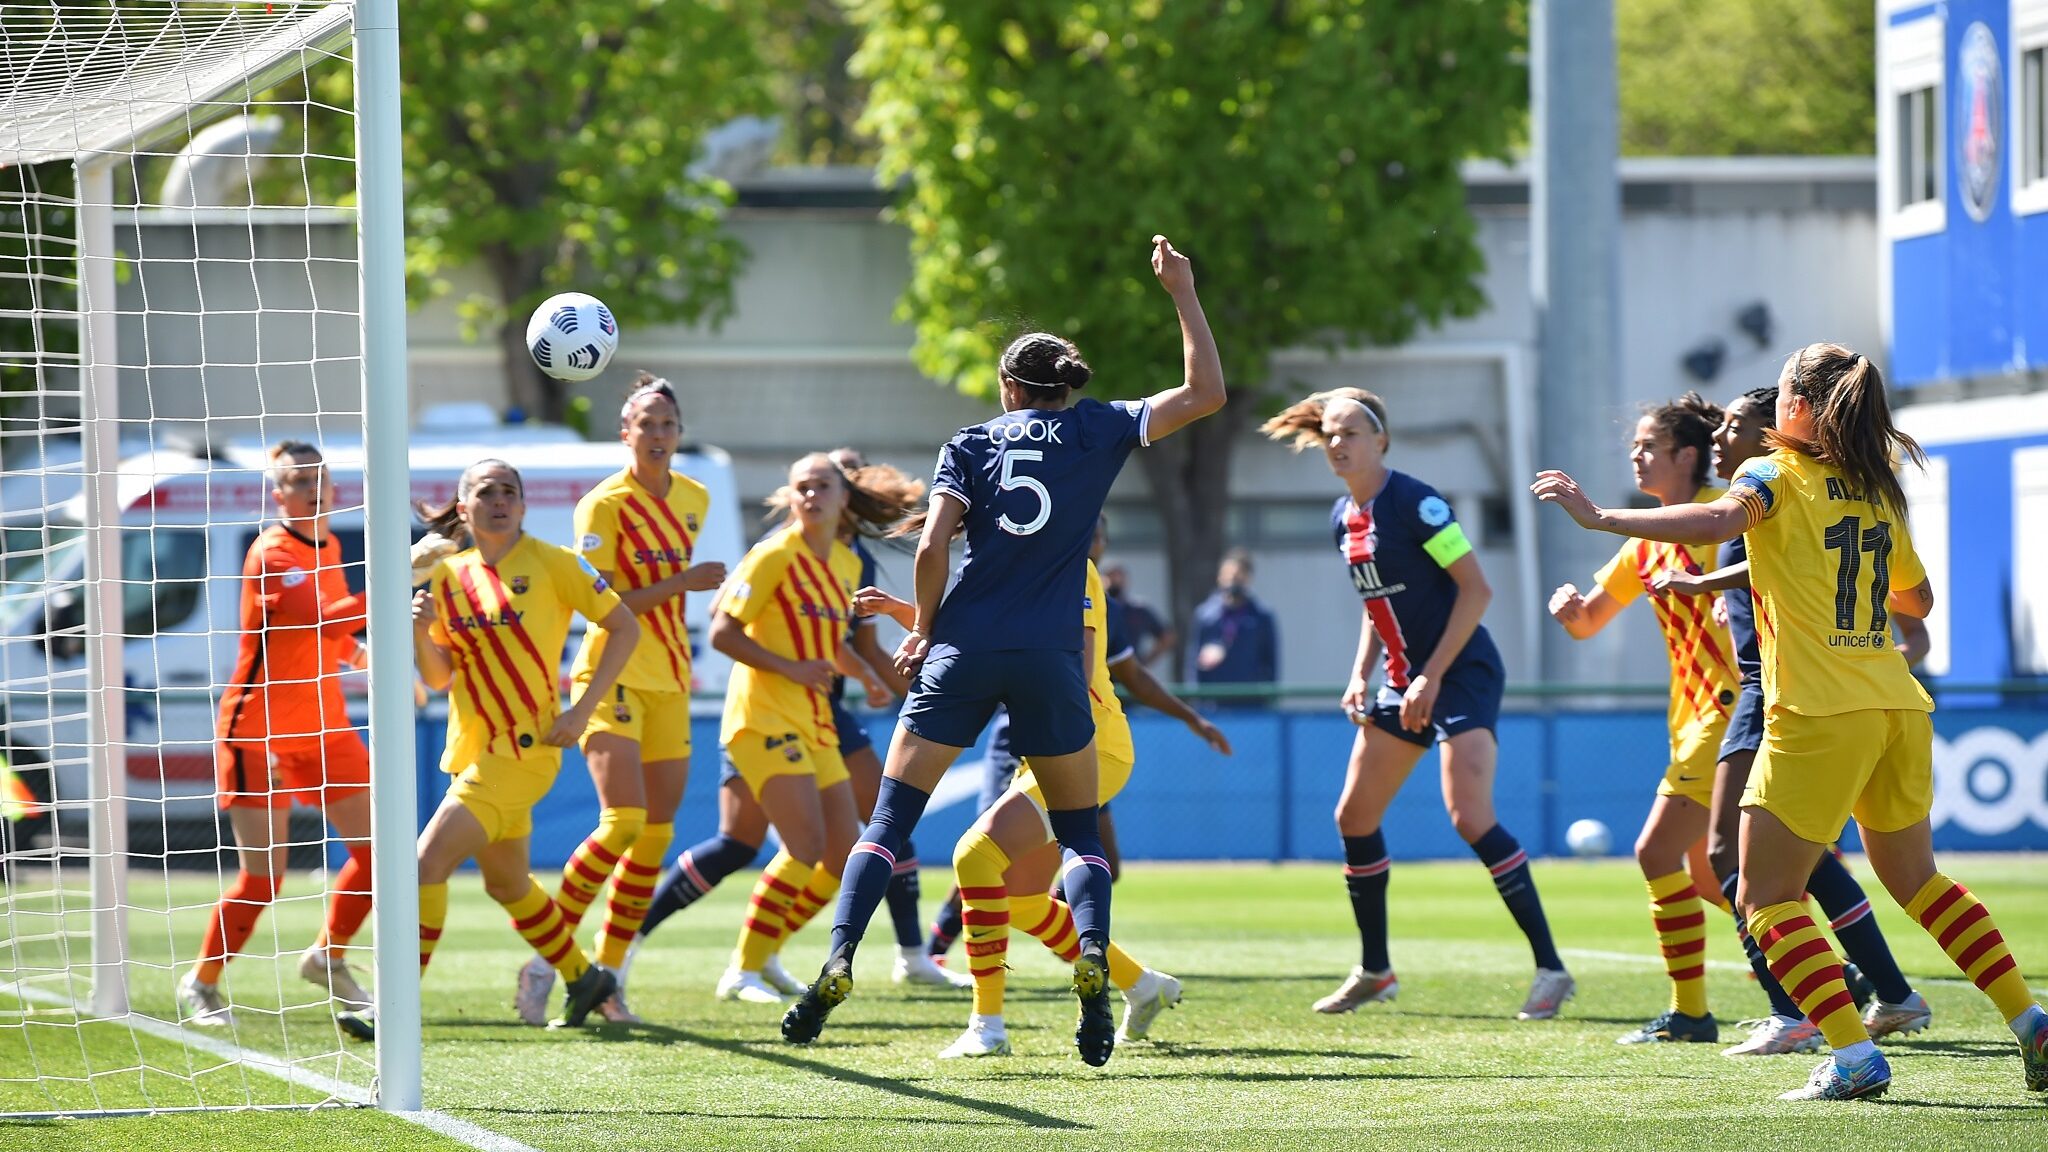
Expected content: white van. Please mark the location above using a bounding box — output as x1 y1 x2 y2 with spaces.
0 421 744 823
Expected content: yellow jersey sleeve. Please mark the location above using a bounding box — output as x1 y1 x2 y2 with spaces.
724 538 798 627
1890 516 1929 595
1084 561 1109 666
573 485 621 573
542 542 624 625
1729 453 1790 528
1593 540 1645 606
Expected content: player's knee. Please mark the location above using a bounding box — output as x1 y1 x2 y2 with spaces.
482 874 530 905
1705 836 1737 885
1448 809 1492 844
598 805 646 846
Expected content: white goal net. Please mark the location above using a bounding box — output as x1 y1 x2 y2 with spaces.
0 0 417 1117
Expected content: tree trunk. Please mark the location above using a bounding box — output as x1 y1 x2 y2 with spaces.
483 243 563 424
1135 399 1249 681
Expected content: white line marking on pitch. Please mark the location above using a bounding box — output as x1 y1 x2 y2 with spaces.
0 978 540 1152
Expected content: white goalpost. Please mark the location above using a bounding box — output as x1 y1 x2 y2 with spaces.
0 0 417 1116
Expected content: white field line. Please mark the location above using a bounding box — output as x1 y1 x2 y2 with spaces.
0 978 540 1152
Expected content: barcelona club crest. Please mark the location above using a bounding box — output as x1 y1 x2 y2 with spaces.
509 574 529 595
1957 21 2002 223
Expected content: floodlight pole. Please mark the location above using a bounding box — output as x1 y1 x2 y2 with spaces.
352 0 423 1113
77 155 130 1019
1530 0 1623 683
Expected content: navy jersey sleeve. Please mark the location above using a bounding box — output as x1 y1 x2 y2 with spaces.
1104 593 1135 665
1393 477 1474 570
1083 397 1151 452
930 435 975 509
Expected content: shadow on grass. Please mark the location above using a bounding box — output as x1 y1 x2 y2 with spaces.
1141 1044 1409 1061
591 1020 1088 1130
1880 1038 2019 1059
459 1105 1038 1129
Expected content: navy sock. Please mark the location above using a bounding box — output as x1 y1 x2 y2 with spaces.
927 886 963 957
1343 832 1392 972
884 837 924 949
828 777 932 962
1806 851 1913 1005
640 833 758 937
1469 824 1563 971
1047 806 1112 950
1725 870 1804 1019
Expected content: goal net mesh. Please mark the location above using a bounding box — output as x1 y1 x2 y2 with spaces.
1 0 381 1115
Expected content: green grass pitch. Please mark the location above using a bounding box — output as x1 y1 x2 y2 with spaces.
4 855 2045 1151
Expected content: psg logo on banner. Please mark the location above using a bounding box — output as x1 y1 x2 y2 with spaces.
1957 22 2003 223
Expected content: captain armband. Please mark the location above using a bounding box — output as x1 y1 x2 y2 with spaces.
1421 523 1474 569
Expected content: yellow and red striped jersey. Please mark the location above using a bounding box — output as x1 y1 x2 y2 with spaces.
428 535 623 769
1084 561 1134 764
718 526 860 748
1594 487 1742 742
1729 450 1933 717
570 468 710 691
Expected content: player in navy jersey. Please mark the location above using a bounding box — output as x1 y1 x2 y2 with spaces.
823 447 971 990
782 236 1225 1067
1648 385 1930 1055
1262 388 1574 1021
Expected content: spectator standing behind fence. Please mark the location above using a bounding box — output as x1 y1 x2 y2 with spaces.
1102 563 1176 674
1188 550 1278 705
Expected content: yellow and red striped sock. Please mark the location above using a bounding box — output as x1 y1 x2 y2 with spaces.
418 882 449 974
1906 874 2036 1021
953 831 1011 1017
775 867 843 945
735 851 811 972
596 821 671 969
1647 871 1710 1017
503 877 590 983
1750 901 1867 1049
1013 892 1144 990
555 806 645 930
1019 891 1084 961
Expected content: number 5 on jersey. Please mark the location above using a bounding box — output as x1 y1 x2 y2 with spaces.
998 450 1051 536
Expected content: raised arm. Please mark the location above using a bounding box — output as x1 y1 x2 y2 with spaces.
1531 470 1748 546
1654 560 1750 598
1139 236 1226 442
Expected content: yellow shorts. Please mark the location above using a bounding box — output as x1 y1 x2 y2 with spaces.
579 682 693 762
1741 707 1933 844
447 751 563 843
1656 719 1725 804
724 728 849 797
1015 749 1136 810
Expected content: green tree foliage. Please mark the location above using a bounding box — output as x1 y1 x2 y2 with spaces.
852 0 1524 630
1618 0 1874 156
399 0 774 421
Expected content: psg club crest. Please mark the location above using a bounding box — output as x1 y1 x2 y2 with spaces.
1957 22 2002 223
508 575 529 595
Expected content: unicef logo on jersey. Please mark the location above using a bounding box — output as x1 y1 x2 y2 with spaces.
1929 727 2048 838
1417 496 1451 527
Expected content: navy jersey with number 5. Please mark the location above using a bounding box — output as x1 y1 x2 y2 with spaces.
1331 471 1501 688
927 398 1150 658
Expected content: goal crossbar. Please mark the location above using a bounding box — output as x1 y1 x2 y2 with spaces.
0 1 355 166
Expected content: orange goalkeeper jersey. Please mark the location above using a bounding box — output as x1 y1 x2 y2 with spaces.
217 525 365 744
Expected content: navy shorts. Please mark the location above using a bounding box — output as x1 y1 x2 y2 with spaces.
831 699 874 759
1369 658 1504 749
716 748 740 787
900 649 1094 758
1717 681 1766 760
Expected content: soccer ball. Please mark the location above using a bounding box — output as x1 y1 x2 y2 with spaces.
525 292 618 382
1565 818 1612 858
